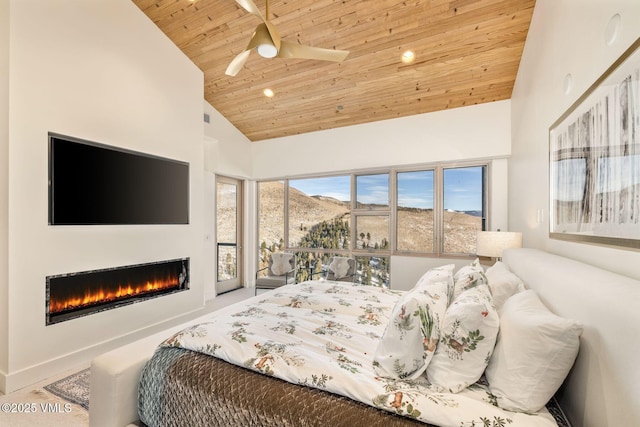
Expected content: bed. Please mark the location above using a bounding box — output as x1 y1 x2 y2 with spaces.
90 248 640 427
136 264 573 427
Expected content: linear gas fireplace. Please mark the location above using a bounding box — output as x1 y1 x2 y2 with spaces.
46 258 189 325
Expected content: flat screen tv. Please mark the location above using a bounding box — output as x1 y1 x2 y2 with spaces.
49 133 189 225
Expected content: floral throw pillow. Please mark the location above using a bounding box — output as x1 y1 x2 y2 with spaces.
426 284 499 393
373 281 449 380
413 264 455 304
453 258 488 300
414 280 450 361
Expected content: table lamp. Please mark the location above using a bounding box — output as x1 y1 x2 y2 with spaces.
476 231 522 260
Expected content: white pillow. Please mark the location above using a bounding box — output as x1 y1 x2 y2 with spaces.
485 290 583 413
329 257 351 279
373 281 449 380
453 258 487 300
270 253 293 276
485 261 526 311
426 284 499 393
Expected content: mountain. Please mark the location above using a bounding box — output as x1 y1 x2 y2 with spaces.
259 182 350 249
258 181 481 254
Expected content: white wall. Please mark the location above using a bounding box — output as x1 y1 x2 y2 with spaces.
510 0 640 281
204 102 252 178
3 0 205 393
0 0 9 392
202 101 253 299
252 101 513 289
252 100 512 177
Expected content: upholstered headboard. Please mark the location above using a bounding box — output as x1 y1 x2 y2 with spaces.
502 248 640 427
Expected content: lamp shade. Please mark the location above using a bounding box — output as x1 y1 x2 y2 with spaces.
476 231 523 258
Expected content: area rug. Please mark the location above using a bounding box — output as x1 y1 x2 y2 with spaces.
43 368 90 410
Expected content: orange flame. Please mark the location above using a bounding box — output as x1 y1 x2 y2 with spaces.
49 274 179 314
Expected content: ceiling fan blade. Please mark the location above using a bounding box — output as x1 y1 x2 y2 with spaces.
277 41 349 62
263 20 281 52
225 49 252 76
234 0 280 51
234 0 265 20
225 23 277 76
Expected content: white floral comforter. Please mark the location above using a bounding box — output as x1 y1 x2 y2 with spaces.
161 281 558 427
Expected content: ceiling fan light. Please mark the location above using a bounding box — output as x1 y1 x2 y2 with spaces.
257 43 278 58
250 23 279 58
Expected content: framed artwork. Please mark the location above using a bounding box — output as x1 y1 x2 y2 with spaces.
549 37 640 249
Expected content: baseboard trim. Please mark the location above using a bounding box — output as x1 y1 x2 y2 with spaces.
1 288 257 395
0 369 6 395
1 305 208 394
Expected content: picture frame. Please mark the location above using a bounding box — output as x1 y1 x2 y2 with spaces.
549 37 640 249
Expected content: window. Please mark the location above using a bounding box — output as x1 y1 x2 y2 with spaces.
354 172 390 251
288 176 351 249
396 170 435 253
355 216 390 250
257 162 489 287
356 173 389 209
442 166 485 254
394 165 486 255
353 173 391 284
258 180 285 253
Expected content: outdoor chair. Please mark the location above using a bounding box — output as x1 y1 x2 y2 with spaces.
255 252 296 294
320 256 357 283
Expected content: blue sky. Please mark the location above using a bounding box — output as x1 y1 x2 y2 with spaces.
289 167 483 211
290 176 351 202
443 167 484 211
397 171 433 209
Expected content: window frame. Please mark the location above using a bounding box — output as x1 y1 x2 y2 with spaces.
351 171 391 256
256 160 491 266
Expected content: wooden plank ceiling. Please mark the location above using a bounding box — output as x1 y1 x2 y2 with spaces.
133 0 536 142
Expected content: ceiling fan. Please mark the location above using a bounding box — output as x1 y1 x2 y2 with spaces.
225 0 350 76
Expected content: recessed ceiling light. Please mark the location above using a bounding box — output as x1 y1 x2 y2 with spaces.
401 50 415 64
263 88 274 98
